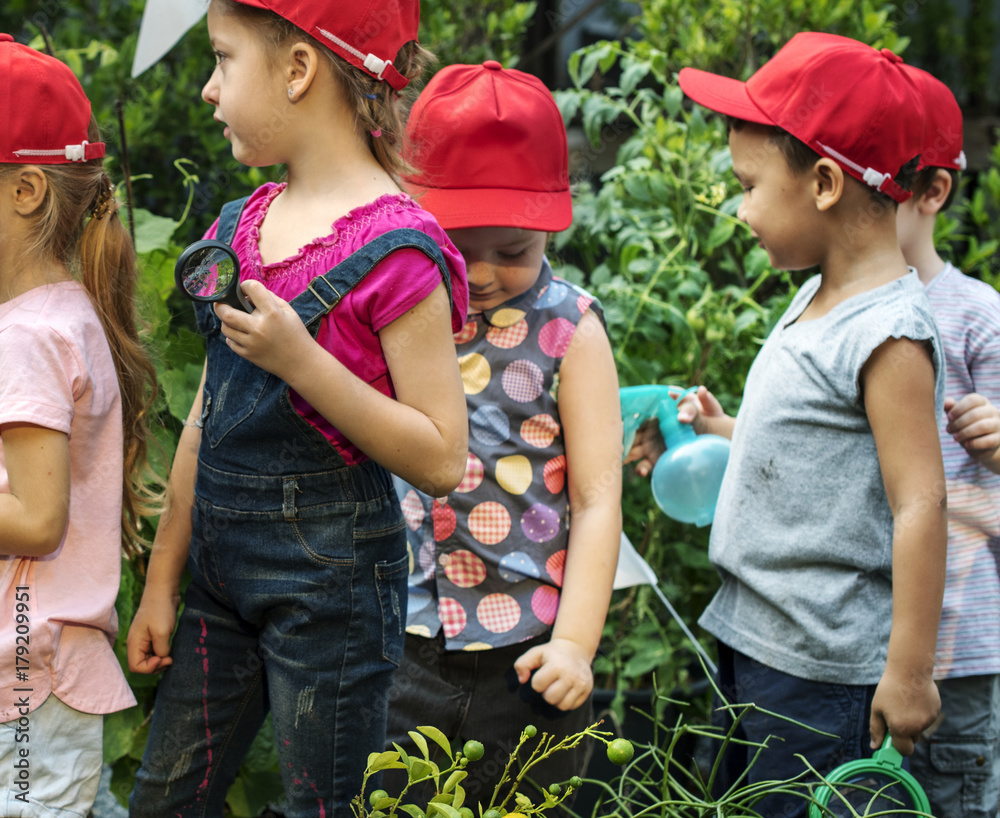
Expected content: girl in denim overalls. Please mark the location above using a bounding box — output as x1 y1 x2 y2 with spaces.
126 1 469 814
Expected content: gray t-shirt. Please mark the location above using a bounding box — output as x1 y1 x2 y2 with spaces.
699 271 944 685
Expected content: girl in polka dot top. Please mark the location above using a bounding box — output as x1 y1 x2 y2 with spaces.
387 62 623 805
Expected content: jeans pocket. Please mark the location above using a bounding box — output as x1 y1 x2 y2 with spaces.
376 553 409 666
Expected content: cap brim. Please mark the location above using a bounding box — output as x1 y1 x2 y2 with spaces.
407 184 572 232
678 67 775 126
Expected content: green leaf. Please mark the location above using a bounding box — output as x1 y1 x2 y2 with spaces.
619 57 651 96
418 725 453 759
132 207 181 254
408 730 430 760
398 806 427 818
427 804 462 818
225 768 285 818
515 793 533 808
102 705 144 764
441 770 468 793
369 751 406 772
408 758 437 784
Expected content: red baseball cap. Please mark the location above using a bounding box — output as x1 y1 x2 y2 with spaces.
228 0 419 91
679 32 924 203
403 61 572 232
0 34 104 164
904 65 966 172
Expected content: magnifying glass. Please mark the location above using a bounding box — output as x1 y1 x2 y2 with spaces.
174 240 254 312
809 737 931 817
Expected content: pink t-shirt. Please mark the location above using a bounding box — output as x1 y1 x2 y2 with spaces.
0 281 136 720
206 183 468 464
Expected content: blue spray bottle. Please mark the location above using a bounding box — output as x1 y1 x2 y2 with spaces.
621 385 731 527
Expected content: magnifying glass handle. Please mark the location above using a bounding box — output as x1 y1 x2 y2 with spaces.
219 282 254 313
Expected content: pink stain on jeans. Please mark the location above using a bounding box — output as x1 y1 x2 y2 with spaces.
196 617 213 794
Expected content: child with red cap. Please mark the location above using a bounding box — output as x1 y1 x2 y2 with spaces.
0 36 159 815
897 66 1000 818
387 61 623 806
628 32 949 816
125 0 470 813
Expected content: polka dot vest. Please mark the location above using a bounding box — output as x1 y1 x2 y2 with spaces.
397 259 605 650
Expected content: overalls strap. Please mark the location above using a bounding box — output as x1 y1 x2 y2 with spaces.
216 196 250 246
290 228 454 329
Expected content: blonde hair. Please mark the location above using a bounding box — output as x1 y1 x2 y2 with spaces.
2 121 162 557
214 0 433 183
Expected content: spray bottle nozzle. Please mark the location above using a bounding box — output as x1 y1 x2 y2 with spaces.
620 385 731 527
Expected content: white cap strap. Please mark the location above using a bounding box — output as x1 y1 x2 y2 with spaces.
317 26 397 85
15 140 94 162
957 150 968 171
817 141 887 190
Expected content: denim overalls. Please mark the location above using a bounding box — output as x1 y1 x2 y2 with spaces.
132 198 452 818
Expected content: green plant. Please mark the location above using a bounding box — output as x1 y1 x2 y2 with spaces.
351 724 615 818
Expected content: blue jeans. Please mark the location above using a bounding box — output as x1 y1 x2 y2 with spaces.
130 467 407 817
911 674 1000 818
711 642 876 818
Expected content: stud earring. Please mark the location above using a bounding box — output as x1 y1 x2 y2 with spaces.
288 88 294 99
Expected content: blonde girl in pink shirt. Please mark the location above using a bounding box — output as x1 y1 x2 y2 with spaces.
0 38 160 816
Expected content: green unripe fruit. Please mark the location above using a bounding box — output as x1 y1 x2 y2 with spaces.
458 809 474 818
606 738 635 766
548 783 562 796
523 725 537 738
463 740 485 762
569 776 583 788
368 789 388 807
484 810 502 818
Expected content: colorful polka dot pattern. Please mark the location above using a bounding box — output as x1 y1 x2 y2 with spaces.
521 414 560 449
487 319 529 349
399 264 606 651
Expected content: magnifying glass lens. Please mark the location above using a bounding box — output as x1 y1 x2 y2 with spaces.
181 247 236 298
824 773 915 816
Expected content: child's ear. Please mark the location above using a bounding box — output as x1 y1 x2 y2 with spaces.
917 168 953 216
812 158 844 212
285 40 320 101
9 167 47 216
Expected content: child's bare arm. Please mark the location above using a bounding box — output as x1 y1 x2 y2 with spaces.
514 311 622 710
0 424 69 556
862 337 946 755
945 393 1000 474
127 363 205 674
216 281 469 496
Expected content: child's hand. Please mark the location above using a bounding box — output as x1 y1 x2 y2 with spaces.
869 665 940 756
623 419 665 477
945 393 1000 465
513 637 594 711
676 385 726 434
126 591 180 674
215 280 318 382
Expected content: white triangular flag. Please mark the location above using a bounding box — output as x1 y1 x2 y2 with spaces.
132 0 208 78
612 530 717 674
613 531 658 590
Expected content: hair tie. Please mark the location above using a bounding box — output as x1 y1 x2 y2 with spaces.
370 129 383 138
91 182 115 220
364 93 378 100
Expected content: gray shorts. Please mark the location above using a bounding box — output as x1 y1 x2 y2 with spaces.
911 674 1000 818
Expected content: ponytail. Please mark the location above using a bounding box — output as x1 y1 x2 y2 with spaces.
78 171 163 557
7 121 163 557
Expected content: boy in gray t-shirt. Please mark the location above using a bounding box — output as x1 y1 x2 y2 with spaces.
630 32 947 818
